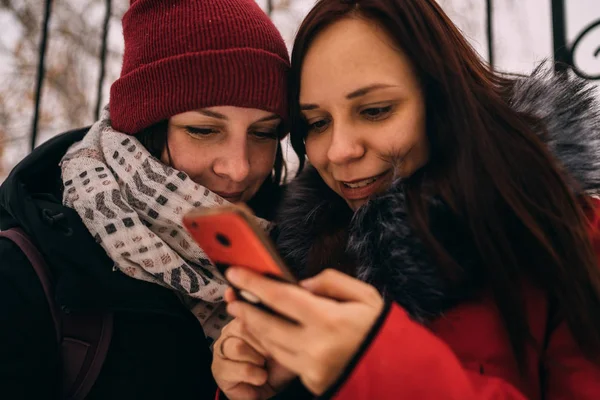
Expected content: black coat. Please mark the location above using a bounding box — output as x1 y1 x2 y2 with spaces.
0 128 282 399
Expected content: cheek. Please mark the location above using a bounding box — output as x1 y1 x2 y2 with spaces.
248 142 278 177
305 135 328 168
402 109 428 164
383 112 429 172
173 151 213 178
167 133 214 176
385 107 426 150
305 137 339 189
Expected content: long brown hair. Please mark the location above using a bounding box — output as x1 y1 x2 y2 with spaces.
289 0 600 367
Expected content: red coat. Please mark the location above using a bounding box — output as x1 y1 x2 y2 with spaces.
214 199 600 400
217 62 600 400
330 198 600 400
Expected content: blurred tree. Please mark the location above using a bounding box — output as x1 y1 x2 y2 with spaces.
0 0 126 175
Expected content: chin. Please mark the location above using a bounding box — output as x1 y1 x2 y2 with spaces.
347 198 368 211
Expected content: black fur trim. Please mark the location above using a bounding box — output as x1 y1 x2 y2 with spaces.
510 64 600 193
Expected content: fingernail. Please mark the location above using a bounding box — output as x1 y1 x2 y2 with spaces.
300 279 314 290
226 268 241 283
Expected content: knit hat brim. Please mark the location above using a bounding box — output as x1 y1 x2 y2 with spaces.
110 48 289 135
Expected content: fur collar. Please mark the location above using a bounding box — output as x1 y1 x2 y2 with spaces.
275 66 600 321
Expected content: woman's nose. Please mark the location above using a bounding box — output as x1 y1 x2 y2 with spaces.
212 139 250 183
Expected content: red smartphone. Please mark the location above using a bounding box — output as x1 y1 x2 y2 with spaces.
182 205 297 309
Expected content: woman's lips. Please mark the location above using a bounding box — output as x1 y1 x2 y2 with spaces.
214 191 243 202
338 170 391 201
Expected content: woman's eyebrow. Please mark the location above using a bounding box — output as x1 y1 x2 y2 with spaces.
254 114 281 123
300 104 319 111
194 109 228 120
300 84 399 110
346 83 397 99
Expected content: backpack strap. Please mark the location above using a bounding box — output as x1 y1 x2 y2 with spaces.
0 227 113 400
61 312 114 400
0 227 62 342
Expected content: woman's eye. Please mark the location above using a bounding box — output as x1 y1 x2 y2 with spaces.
185 126 218 136
361 105 393 121
307 118 330 133
252 130 278 140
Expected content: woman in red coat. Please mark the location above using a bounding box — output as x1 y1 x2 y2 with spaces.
211 0 600 398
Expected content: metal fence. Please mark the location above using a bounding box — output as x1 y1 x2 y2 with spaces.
29 0 600 152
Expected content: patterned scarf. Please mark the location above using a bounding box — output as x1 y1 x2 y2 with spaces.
60 108 270 342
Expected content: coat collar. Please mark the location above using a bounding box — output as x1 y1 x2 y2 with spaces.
0 128 189 318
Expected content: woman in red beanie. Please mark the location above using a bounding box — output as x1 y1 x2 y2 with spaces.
0 1 293 399
212 0 600 399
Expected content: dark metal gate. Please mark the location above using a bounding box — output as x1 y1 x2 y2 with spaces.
29 0 600 151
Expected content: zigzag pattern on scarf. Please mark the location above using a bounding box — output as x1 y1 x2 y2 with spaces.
60 107 269 343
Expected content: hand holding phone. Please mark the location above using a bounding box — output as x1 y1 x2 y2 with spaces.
182 205 297 310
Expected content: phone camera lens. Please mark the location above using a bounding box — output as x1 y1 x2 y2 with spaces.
216 233 231 247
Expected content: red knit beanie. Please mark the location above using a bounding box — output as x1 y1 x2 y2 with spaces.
110 0 290 135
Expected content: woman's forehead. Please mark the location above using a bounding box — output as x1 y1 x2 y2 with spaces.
300 19 417 103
